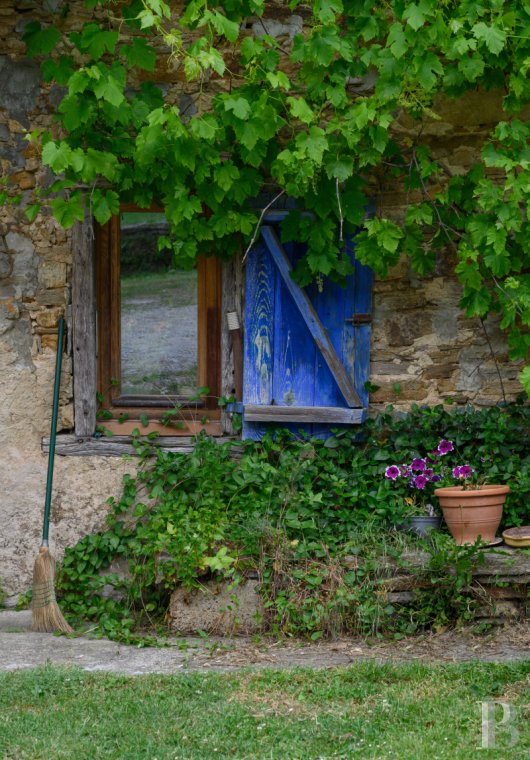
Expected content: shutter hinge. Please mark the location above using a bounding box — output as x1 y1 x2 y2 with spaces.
346 313 372 325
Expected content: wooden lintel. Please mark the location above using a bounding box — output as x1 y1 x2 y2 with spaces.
42 434 237 457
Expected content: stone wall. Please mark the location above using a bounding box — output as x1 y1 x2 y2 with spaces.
0 2 135 603
0 2 526 600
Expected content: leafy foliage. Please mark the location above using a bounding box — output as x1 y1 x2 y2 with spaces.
4 0 528 385
56 403 530 641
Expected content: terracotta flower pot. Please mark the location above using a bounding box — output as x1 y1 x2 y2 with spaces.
434 485 509 545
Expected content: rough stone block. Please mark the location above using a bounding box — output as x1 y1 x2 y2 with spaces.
252 15 302 39
0 57 41 127
0 251 11 278
0 296 19 334
41 334 58 351
5 231 34 256
169 579 262 635
35 306 62 328
385 313 432 347
38 260 67 289
477 599 521 620
8 170 35 189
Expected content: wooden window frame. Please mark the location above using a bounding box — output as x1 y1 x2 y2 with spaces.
94 206 222 436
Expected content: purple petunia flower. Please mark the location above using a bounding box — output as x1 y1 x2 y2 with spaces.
453 464 473 479
437 439 454 456
431 474 441 482
413 475 428 490
410 458 426 472
424 468 434 478
385 465 401 480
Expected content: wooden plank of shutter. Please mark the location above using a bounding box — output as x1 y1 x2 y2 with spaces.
242 238 276 439
260 226 363 408
244 405 366 423
352 253 373 408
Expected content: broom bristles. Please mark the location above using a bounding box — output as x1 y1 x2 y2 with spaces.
31 546 73 634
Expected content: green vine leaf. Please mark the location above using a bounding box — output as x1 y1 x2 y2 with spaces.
50 193 85 229
471 22 507 56
13 0 530 392
23 22 61 56
121 38 157 71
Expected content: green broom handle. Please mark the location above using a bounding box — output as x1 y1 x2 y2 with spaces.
42 315 64 546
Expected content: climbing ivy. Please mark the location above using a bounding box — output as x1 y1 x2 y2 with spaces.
8 0 530 389
55 403 530 641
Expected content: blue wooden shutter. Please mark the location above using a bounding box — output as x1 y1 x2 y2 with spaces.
243 217 373 440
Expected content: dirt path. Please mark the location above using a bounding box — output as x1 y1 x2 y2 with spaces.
1 612 528 676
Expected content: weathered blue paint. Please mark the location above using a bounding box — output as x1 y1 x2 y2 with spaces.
242 238 276 440
243 221 373 439
261 226 362 408
350 238 373 408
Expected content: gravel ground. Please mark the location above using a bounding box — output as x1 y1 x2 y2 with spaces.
1 612 528 676
121 301 197 395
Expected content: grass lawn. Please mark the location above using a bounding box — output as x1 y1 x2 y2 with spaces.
0 661 528 759
121 269 197 308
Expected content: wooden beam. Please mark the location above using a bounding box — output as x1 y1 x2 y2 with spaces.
42 434 238 457
72 213 97 436
244 405 366 424
260 226 363 408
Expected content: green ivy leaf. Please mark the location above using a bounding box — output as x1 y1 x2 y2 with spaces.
416 52 443 91
25 204 41 222
83 149 119 182
324 157 354 181
287 97 315 124
93 75 125 107
458 55 485 82
70 23 119 60
91 189 120 224
50 193 85 229
206 11 240 43
402 3 428 31
41 55 75 85
472 22 507 56
224 97 251 120
121 38 157 71
42 142 73 173
23 22 61 56
387 23 408 59
296 126 328 164
519 366 530 395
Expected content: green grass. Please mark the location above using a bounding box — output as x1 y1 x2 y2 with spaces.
0 661 528 759
121 268 197 307
121 212 167 226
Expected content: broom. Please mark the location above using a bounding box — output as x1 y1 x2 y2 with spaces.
31 315 73 633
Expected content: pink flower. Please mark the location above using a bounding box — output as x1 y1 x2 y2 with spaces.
437 439 454 456
453 465 473 479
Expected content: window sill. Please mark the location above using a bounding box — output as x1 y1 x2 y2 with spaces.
98 416 222 437
42 433 238 457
